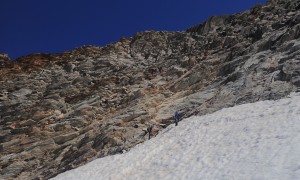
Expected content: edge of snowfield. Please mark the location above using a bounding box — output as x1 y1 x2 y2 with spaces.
53 93 300 180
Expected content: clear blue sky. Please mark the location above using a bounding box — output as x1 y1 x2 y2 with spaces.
0 0 266 59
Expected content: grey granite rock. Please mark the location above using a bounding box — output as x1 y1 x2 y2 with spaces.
1 0 300 179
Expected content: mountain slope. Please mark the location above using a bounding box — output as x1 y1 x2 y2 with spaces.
53 93 300 180
1 0 300 179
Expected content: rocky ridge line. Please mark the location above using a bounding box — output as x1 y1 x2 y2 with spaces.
1 0 300 179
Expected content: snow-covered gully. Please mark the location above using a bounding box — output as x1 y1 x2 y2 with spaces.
53 93 300 180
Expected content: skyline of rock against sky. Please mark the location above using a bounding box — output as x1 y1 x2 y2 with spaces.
0 0 266 59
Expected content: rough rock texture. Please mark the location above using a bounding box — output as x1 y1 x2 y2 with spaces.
1 0 300 179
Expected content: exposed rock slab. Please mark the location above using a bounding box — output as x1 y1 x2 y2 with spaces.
1 0 300 179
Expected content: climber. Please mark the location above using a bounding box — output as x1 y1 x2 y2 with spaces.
175 111 180 126
146 124 154 140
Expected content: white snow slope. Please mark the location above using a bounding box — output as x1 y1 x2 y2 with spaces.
53 93 300 180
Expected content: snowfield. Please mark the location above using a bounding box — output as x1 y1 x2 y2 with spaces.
53 93 300 180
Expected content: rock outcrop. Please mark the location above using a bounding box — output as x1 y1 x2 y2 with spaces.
1 0 300 179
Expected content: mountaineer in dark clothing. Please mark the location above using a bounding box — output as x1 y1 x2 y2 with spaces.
175 111 180 126
147 125 153 140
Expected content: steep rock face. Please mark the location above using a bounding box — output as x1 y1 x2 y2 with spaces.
1 0 300 179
